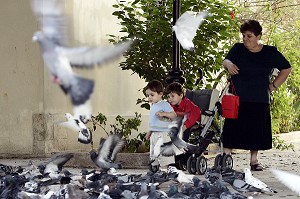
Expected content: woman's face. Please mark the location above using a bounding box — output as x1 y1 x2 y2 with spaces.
242 31 261 50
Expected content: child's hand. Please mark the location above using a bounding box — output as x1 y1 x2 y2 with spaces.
156 111 165 118
146 132 151 140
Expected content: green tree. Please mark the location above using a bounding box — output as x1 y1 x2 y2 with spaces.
110 0 238 89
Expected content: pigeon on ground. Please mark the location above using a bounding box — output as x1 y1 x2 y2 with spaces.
167 166 194 184
37 153 74 179
90 134 125 170
172 10 208 51
271 169 300 195
243 168 277 193
221 167 245 185
167 183 190 199
31 0 133 119
232 179 262 193
60 113 92 144
98 185 112 199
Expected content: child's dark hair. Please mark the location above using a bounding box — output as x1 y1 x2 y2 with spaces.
165 82 184 96
144 80 164 93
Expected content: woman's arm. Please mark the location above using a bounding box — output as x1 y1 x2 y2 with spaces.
269 67 292 91
223 59 239 75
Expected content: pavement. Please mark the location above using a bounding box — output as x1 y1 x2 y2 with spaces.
1 131 300 198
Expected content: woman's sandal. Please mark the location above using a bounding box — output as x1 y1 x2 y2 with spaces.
250 163 264 171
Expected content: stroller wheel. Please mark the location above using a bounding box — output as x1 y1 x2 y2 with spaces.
222 154 233 169
187 156 197 174
214 154 222 167
149 164 160 173
196 156 207 175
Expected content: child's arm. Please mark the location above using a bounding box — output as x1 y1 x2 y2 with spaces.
156 111 177 120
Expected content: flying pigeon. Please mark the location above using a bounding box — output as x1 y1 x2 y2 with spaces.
167 118 199 154
271 169 300 195
90 134 125 170
31 0 133 118
244 168 277 193
60 113 92 144
38 153 74 179
172 10 208 51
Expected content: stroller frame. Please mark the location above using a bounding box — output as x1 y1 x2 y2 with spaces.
183 81 233 174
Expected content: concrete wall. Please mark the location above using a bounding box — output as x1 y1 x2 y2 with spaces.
0 0 149 157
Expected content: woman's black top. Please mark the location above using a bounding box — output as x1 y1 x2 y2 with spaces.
225 43 291 104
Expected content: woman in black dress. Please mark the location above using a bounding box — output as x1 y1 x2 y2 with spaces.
222 20 292 171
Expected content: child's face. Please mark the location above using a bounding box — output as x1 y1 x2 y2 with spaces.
167 92 183 106
145 89 163 104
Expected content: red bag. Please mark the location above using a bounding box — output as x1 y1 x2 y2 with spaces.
222 80 239 119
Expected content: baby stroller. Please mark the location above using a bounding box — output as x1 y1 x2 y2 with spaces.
178 80 233 175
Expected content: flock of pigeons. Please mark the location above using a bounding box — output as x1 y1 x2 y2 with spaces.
1 152 299 199
1 0 297 198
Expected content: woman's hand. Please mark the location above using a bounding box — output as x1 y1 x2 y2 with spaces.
226 63 240 75
269 83 277 92
223 59 239 75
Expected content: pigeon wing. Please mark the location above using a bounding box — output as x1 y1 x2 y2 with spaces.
160 142 183 157
175 11 207 41
271 169 300 195
97 135 115 162
46 153 74 170
60 120 81 132
110 136 126 162
31 0 68 46
61 40 133 68
173 11 207 50
97 137 107 155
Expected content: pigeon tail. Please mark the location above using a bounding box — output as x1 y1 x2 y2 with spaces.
70 76 94 106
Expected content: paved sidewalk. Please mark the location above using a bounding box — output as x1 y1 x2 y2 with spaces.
0 132 299 198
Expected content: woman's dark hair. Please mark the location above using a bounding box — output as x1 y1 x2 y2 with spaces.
165 82 184 96
240 20 262 36
144 80 164 93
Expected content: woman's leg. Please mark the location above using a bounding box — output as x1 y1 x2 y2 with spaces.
250 150 263 171
250 150 258 164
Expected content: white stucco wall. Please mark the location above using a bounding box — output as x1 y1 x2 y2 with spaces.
0 0 149 157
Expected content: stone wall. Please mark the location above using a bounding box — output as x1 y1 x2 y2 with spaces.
0 0 149 157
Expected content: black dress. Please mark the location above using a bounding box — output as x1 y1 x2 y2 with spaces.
222 43 291 150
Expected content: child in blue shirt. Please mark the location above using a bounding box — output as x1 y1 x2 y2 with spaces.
145 80 177 169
